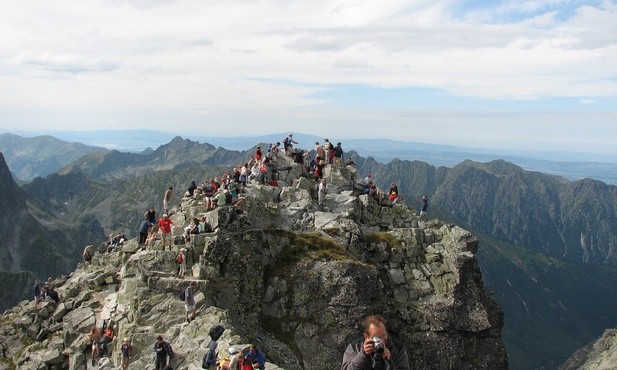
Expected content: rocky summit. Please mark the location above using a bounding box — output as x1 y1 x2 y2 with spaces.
0 154 507 370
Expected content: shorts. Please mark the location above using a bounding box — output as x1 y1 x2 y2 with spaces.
185 303 196 312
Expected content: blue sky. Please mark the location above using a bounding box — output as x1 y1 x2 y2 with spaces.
1 0 616 155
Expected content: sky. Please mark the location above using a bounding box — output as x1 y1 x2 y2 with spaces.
1 0 617 156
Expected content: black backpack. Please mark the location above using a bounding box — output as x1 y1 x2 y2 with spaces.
209 325 225 341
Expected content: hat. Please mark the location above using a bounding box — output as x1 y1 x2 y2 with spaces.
123 337 129 342
228 347 239 355
162 213 168 218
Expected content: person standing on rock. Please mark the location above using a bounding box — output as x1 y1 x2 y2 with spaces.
32 280 41 304
341 314 410 370
120 337 132 370
153 335 174 370
163 186 173 215
185 281 197 322
419 195 428 221
318 178 328 210
157 214 173 250
87 326 102 365
144 206 158 226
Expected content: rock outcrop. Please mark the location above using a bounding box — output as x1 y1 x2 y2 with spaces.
560 329 617 370
0 155 507 369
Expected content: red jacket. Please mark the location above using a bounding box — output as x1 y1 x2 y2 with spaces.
157 218 173 234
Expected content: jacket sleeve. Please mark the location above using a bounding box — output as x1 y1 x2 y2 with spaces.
341 342 369 370
390 343 410 370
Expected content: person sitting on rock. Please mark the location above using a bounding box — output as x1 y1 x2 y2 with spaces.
318 178 328 210
183 217 200 243
145 225 160 248
388 182 399 204
246 345 266 370
44 285 60 303
187 180 198 197
83 245 94 263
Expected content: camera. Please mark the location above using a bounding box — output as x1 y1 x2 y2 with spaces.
372 336 385 356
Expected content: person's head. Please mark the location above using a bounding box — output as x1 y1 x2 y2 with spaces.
249 344 258 353
156 335 163 343
337 142 341 146
190 281 197 287
149 206 155 211
162 213 168 218
321 178 326 184
362 315 388 345
237 352 245 361
168 186 173 190
315 141 319 145
123 337 129 343
91 326 98 334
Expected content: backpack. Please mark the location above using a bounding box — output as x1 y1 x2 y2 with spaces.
164 341 174 358
179 289 186 301
208 325 226 341
176 254 183 264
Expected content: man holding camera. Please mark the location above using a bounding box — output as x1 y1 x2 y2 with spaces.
341 315 410 370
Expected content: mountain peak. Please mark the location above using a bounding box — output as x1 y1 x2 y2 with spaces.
0 155 506 369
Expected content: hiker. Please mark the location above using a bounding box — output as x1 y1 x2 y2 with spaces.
138 219 150 245
419 195 428 221
202 325 226 370
83 245 94 263
334 142 344 166
203 180 216 210
32 280 41 304
120 337 132 370
183 217 200 243
184 281 197 322
315 142 325 162
228 347 242 370
255 146 263 164
177 249 187 278
87 326 102 365
246 345 266 370
144 206 157 225
44 285 60 303
187 180 197 197
341 314 410 370
153 335 174 370
157 214 173 250
163 186 173 215
99 324 114 357
388 183 399 204
240 163 249 187
283 133 298 153
324 138 335 164
318 178 327 210
145 225 159 248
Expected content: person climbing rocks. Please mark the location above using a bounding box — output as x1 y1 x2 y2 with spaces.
157 214 173 250
153 335 174 370
184 281 197 322
163 186 173 215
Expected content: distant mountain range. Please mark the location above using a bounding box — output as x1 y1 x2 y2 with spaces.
1 133 617 369
9 129 617 184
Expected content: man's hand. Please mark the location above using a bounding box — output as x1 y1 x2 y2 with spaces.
362 338 375 356
382 347 391 360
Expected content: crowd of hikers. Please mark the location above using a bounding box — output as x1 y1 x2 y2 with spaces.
59 133 431 369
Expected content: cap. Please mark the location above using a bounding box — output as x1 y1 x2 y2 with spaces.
162 213 168 218
228 347 239 355
123 337 129 342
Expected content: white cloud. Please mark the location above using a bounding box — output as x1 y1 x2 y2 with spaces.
0 0 616 153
